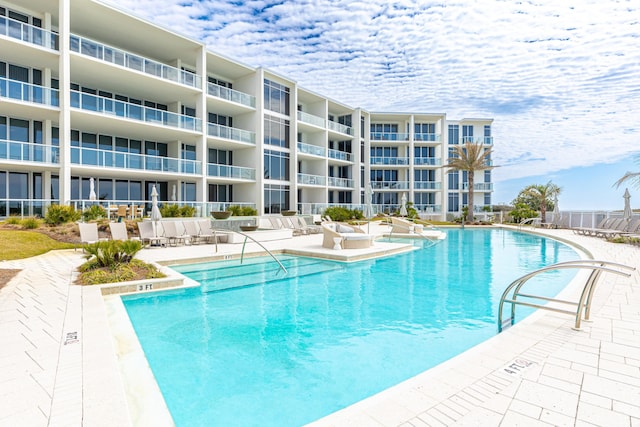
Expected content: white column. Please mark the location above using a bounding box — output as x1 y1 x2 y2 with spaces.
195 46 207 213
58 0 71 204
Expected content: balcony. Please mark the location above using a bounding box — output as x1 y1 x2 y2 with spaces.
0 140 59 164
414 133 440 142
413 157 441 166
71 91 201 132
208 164 256 180
371 181 409 190
370 132 409 141
71 147 202 174
297 173 326 186
1 77 59 107
297 142 325 157
207 82 255 108
328 149 352 162
462 182 493 191
327 177 353 188
370 157 409 166
414 182 441 190
207 123 256 145
0 16 58 50
297 111 325 128
414 204 442 213
327 120 353 136
70 34 201 89
460 136 494 145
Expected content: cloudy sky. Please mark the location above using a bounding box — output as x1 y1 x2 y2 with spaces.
107 0 639 209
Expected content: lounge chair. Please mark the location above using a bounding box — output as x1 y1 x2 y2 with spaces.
572 218 612 236
137 221 168 247
108 222 139 241
294 216 322 234
78 222 107 250
268 217 284 230
197 219 229 243
322 223 373 249
161 221 190 246
390 217 424 234
182 220 204 244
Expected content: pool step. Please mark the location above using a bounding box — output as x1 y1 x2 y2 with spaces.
179 257 320 282
199 260 344 293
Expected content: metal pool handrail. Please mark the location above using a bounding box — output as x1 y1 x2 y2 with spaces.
386 220 441 246
498 260 634 332
236 230 287 275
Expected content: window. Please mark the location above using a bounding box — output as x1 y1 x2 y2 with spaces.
462 125 474 143
208 113 233 127
207 76 232 89
264 184 290 214
448 171 459 190
209 184 232 202
181 182 196 201
264 115 290 148
448 124 459 145
264 79 290 115
209 149 232 165
264 149 290 181
448 192 459 212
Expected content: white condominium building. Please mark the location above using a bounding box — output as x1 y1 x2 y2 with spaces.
0 0 493 221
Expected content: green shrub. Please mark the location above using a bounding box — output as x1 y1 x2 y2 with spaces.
509 202 537 223
78 259 165 285
82 239 143 268
159 204 196 218
44 204 81 225
228 205 257 216
5 216 21 225
179 205 196 217
21 217 40 229
82 205 107 221
323 206 364 222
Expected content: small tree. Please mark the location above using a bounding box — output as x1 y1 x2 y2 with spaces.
521 181 561 223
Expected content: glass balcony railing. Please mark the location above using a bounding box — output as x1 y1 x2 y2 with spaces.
297 111 325 128
71 147 202 174
370 132 409 141
460 136 494 145
413 157 441 166
370 156 409 165
371 181 409 190
414 182 441 190
1 77 59 107
207 82 255 108
208 164 256 180
0 198 59 218
414 133 440 142
327 120 354 136
462 182 493 191
0 16 58 50
207 122 256 145
327 177 353 188
414 204 441 213
0 140 59 164
297 142 325 157
70 34 201 89
328 149 352 162
70 90 201 132
297 173 326 185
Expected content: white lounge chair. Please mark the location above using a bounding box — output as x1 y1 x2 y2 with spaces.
161 221 190 246
322 223 373 249
78 222 107 250
137 221 168 247
108 222 139 241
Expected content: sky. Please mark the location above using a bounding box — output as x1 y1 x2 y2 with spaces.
105 0 640 210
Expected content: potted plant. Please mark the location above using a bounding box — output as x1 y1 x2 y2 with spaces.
281 210 297 216
211 211 231 220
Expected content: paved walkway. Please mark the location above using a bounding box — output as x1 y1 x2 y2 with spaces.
0 227 638 426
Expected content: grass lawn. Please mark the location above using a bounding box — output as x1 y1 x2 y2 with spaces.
0 230 77 261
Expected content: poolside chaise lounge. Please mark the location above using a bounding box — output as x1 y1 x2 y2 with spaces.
77 222 107 250
322 223 373 249
108 222 140 242
161 221 191 246
137 221 168 247
390 217 424 234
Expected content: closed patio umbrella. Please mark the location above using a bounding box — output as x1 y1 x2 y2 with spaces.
551 195 559 225
150 185 162 237
400 193 408 217
89 177 97 201
623 188 632 222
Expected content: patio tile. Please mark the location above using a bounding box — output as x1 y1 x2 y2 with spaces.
511 380 578 417
577 401 630 426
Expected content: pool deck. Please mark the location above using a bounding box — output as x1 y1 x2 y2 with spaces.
0 225 638 426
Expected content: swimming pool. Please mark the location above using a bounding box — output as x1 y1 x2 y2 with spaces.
122 228 579 426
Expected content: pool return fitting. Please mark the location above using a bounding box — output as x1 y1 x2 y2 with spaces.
498 260 634 332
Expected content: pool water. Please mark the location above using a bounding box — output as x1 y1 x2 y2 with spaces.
122 229 579 426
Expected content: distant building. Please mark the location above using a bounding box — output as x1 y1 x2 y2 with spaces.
0 0 493 220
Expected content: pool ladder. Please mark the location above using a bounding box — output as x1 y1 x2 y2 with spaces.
498 260 634 332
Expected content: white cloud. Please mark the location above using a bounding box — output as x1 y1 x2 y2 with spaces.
105 0 640 183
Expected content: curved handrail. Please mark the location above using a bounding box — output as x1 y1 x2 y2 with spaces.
498 260 634 332
386 219 443 243
236 230 287 275
518 217 540 229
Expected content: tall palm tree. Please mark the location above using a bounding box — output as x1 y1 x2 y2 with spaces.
444 142 495 223
615 154 640 188
523 181 561 223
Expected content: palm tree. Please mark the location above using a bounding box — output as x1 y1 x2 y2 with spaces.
523 181 561 223
614 154 640 189
444 142 495 223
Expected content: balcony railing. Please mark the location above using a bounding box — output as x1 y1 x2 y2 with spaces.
370 132 409 141
414 157 441 166
371 181 409 190
414 181 441 190
327 177 353 188
414 133 440 142
327 120 354 136
370 156 409 165
0 198 59 218
70 34 201 89
71 147 202 174
462 182 493 191
208 164 256 180
297 111 325 128
70 91 201 132
207 82 255 108
414 204 442 213
328 149 352 162
0 16 58 50
297 173 326 185
460 136 494 145
207 122 256 145
0 140 59 164
1 77 59 107
297 142 325 157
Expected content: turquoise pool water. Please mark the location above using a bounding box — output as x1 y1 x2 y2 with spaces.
122 229 579 426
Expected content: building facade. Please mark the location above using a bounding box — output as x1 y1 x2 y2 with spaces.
0 0 493 221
